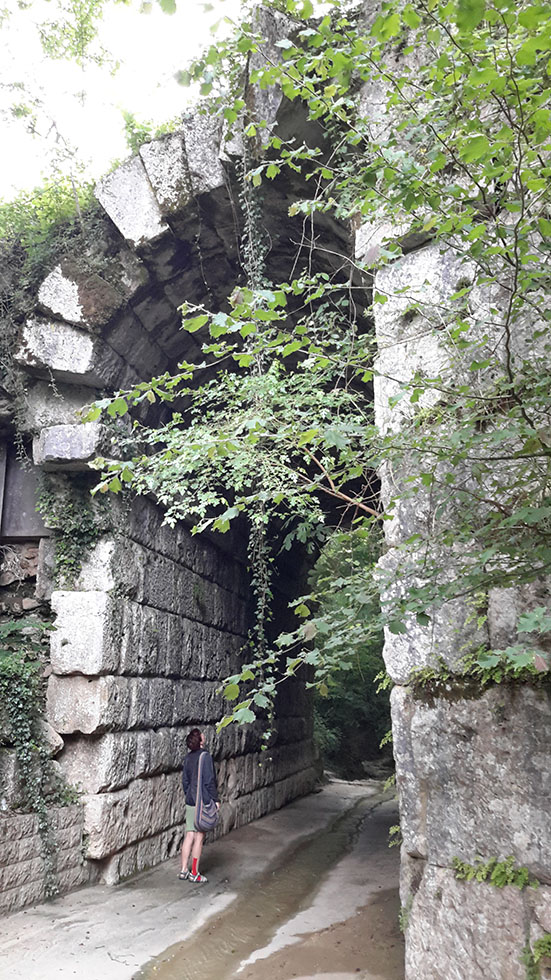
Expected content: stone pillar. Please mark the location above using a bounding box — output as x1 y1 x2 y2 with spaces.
363 236 551 978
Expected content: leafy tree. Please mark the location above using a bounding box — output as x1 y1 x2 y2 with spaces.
83 0 551 717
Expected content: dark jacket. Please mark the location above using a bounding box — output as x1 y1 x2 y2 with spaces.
182 749 219 806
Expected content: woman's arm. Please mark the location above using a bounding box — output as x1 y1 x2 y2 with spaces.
182 756 190 796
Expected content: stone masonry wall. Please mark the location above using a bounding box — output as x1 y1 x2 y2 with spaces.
42 495 318 886
357 226 551 979
0 19 324 912
0 806 87 916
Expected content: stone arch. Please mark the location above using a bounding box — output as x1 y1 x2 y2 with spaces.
0 22 368 908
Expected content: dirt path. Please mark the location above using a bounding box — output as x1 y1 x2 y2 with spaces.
136 796 404 980
239 889 403 980
0 781 403 980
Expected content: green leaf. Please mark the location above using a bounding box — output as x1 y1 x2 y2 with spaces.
224 683 240 701
184 314 209 333
456 0 486 31
111 397 128 417
234 707 256 724
402 4 421 28
297 428 319 447
459 135 491 163
388 620 407 635
84 404 102 422
158 0 176 13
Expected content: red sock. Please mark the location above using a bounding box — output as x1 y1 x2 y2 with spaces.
192 859 198 876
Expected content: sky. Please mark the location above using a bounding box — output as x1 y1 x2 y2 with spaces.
0 0 242 201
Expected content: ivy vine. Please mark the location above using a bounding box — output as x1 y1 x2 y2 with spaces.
36 473 111 586
0 618 78 898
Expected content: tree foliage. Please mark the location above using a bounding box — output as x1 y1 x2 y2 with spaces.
85 0 551 716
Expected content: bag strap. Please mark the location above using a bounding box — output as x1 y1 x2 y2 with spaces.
196 750 206 806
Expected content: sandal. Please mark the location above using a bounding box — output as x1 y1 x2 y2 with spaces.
178 869 190 880
189 872 208 882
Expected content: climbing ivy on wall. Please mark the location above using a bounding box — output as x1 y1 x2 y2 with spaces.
86 0 551 716
0 618 77 897
36 474 111 586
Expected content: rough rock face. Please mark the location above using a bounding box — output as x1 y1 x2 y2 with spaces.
362 229 551 976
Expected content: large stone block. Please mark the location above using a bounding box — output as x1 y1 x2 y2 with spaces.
403 861 529 980
392 685 551 879
15 317 125 387
373 245 472 436
95 156 169 246
23 381 94 432
47 675 223 734
32 422 105 469
83 771 183 858
50 590 119 675
0 750 24 809
104 309 167 376
488 579 551 651
140 131 192 214
378 549 489 683
181 112 226 196
37 260 125 328
99 822 182 885
59 727 189 794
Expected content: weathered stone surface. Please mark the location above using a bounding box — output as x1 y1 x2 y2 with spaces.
0 806 87 914
37 260 124 328
131 288 177 337
379 549 489 684
95 156 168 246
99 822 182 885
182 113 226 196
83 771 183 859
76 540 117 592
35 536 56 601
0 751 24 809
50 590 119 675
104 309 167 376
59 728 188 793
140 131 192 214
392 685 551 879
41 720 64 757
488 579 551 652
402 860 529 980
16 317 125 387
355 217 430 267
0 805 87 914
23 381 95 432
0 818 81 869
47 674 224 734
374 245 472 436
32 422 105 469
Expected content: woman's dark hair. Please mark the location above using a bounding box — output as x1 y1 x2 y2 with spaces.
186 728 202 751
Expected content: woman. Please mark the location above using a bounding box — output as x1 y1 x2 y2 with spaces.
180 728 219 883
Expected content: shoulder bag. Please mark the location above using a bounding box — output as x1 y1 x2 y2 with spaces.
194 751 219 832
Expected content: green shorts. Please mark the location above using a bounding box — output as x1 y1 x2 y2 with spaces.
185 805 196 833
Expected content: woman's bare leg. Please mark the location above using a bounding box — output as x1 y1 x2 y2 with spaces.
191 832 205 874
180 831 196 872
